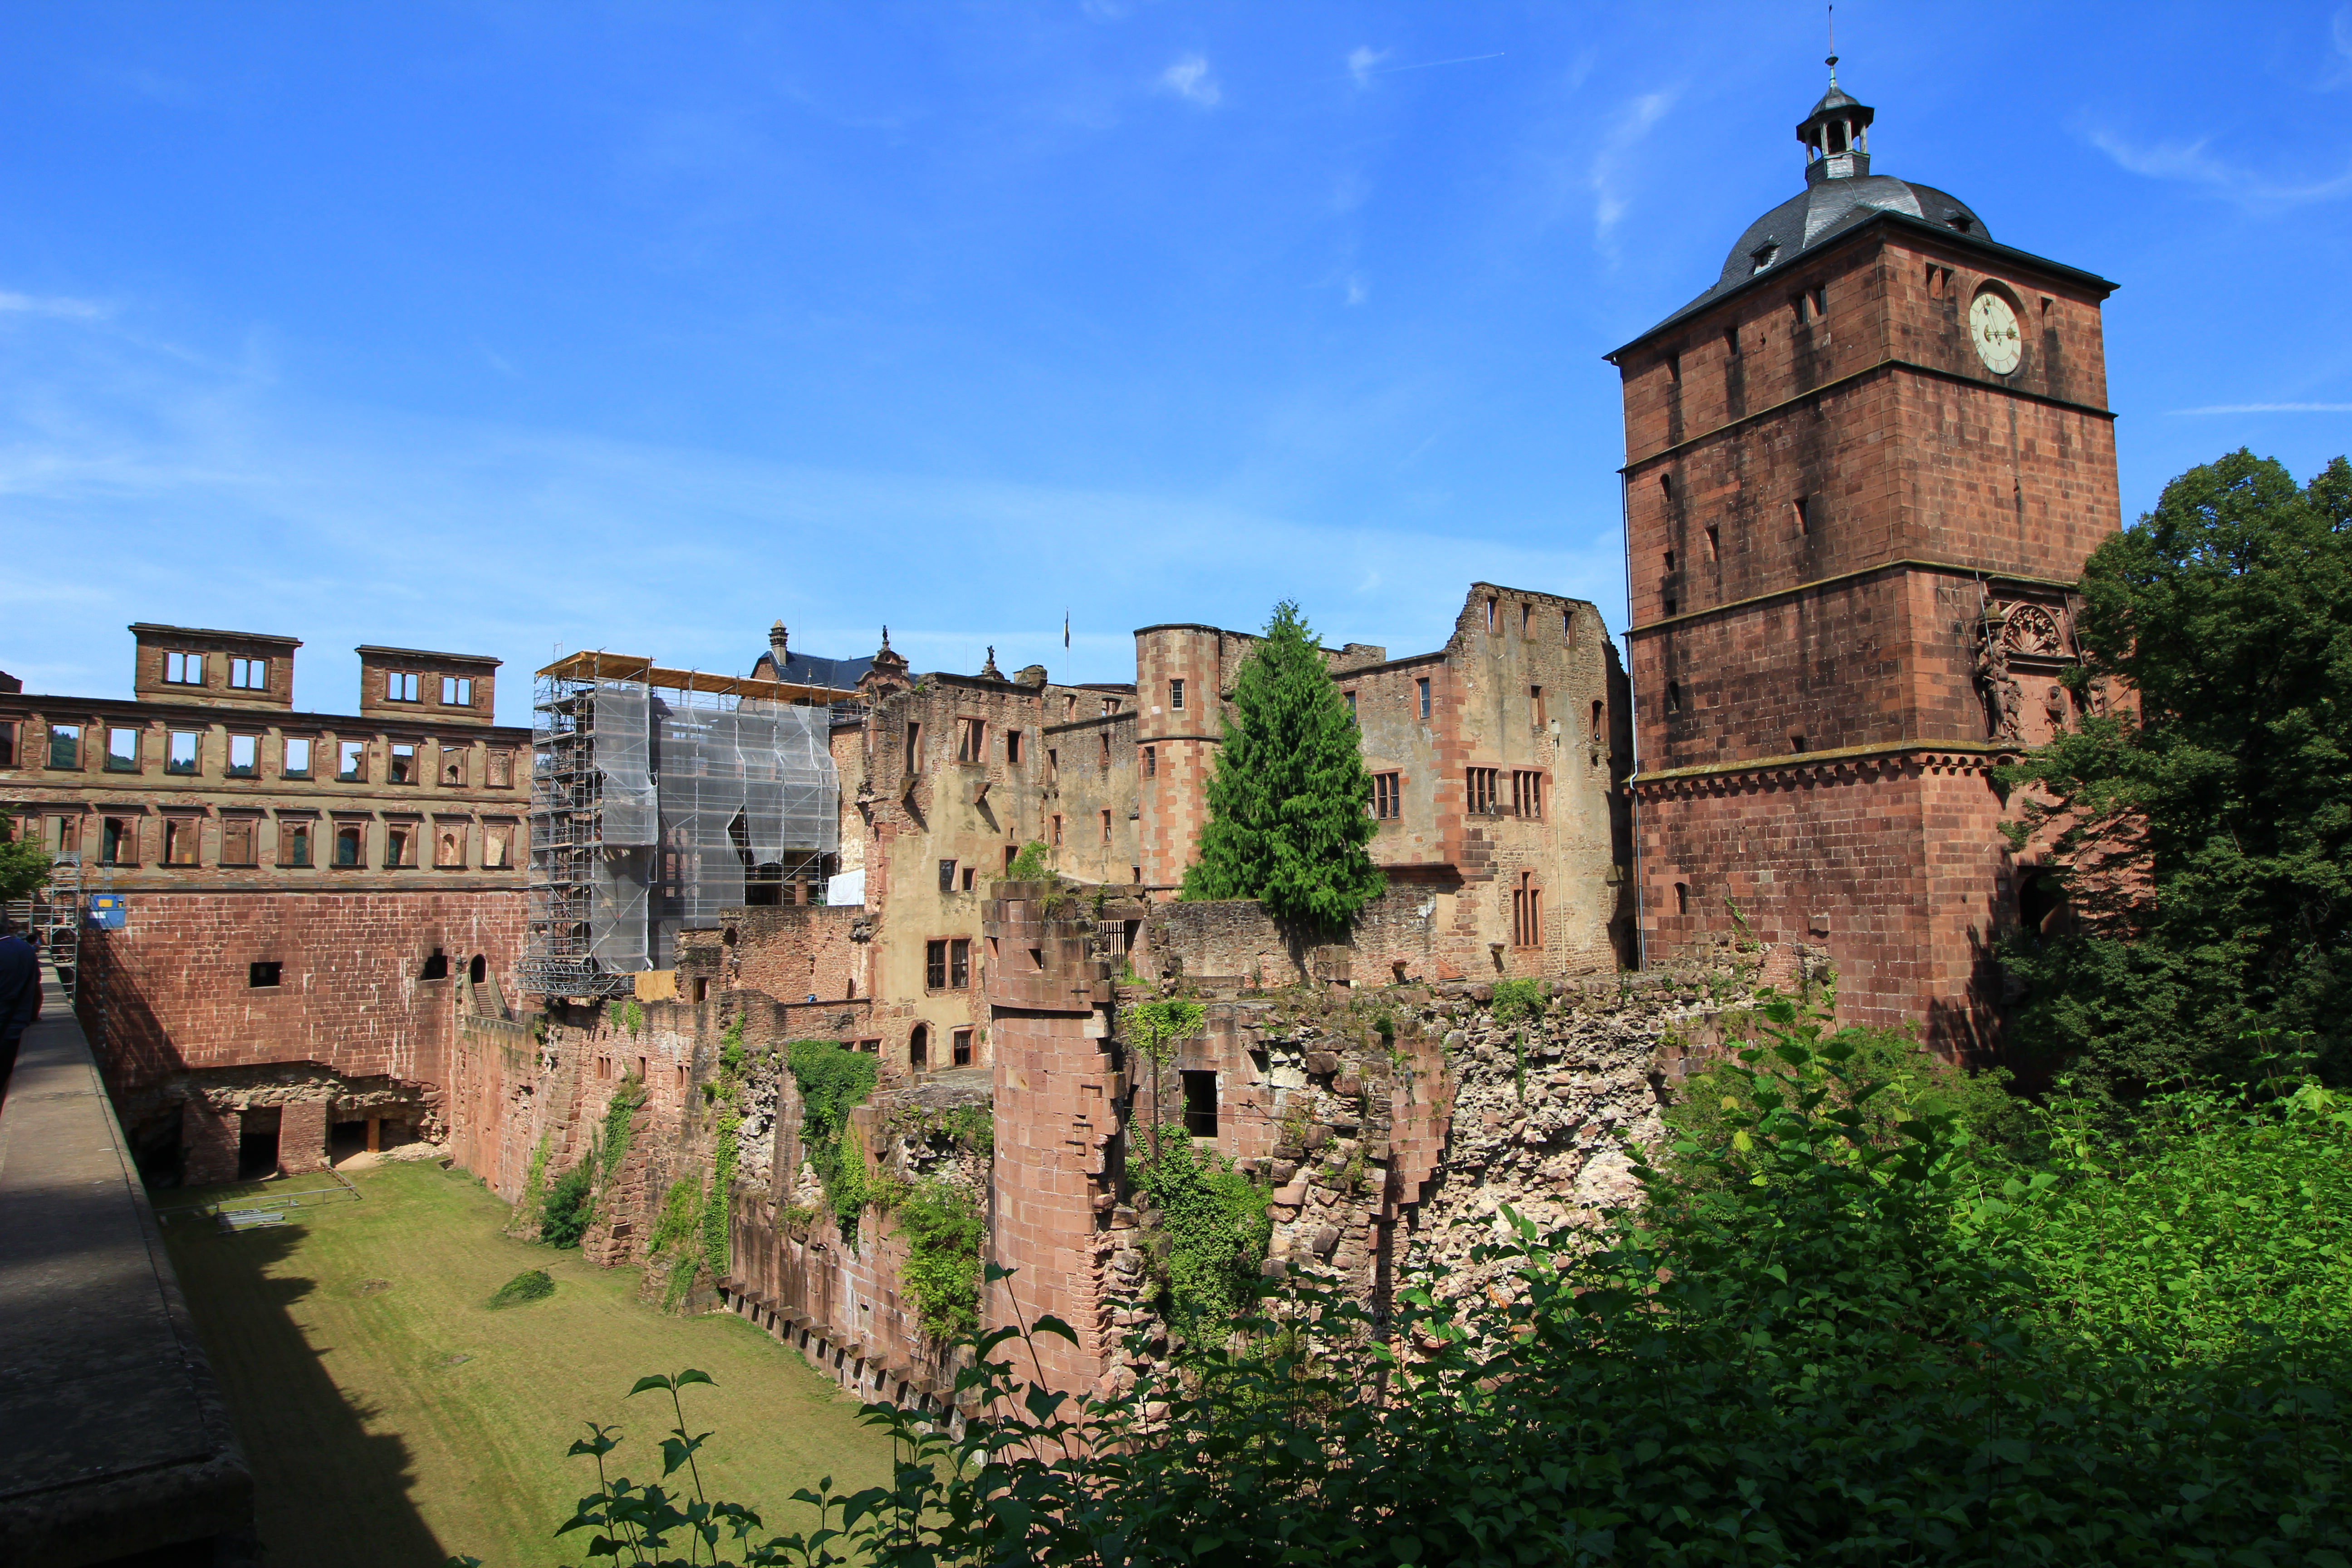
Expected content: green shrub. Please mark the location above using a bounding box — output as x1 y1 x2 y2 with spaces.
786 1039 878 1234
484 1268 554 1310
1005 839 1049 879
701 1114 739 1278
1128 1132 1269 1331
893 1180 986 1342
539 1161 594 1249
1489 976 1544 1022
598 1076 642 1183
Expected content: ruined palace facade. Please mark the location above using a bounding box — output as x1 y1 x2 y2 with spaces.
1611 77 2120 1050
0 624 529 1179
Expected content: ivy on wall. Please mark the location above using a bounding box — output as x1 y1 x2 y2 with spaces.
788 1039 880 1237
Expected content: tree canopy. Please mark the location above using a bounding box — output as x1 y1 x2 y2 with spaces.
1180 600 1385 928
2000 448 2352 1098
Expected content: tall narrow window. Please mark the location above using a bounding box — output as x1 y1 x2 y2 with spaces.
440 747 466 786
284 737 313 778
229 657 266 691
903 721 921 774
950 938 971 988
1100 808 1112 843
389 744 416 784
1051 814 1063 846
1098 732 1111 770
385 825 415 867
1006 729 1023 764
1667 350 1682 382
284 821 313 867
441 675 474 706
1181 1070 1219 1138
338 741 366 782
1674 882 1690 916
1371 772 1401 819
483 823 512 869
1592 699 1605 740
1529 686 1546 729
0 721 14 767
435 827 465 867
167 731 200 775
1485 597 1498 631
962 866 975 891
1142 745 1157 779
1664 549 1676 573
105 727 140 772
1046 748 1058 783
221 818 257 867
164 651 204 685
1466 767 1499 815
101 817 137 866
926 940 949 990
1726 323 1744 354
1705 525 1720 561
1512 872 1543 948
1344 691 1357 720
486 749 513 788
939 859 957 893
1513 770 1544 820
334 825 364 867
956 717 985 762
952 1028 974 1067
1792 496 1811 536
1417 678 1431 720
1666 681 1683 714
164 818 199 867
1520 603 1532 637
1169 678 1185 710
227 735 258 777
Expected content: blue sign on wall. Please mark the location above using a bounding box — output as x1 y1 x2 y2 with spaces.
88 894 126 930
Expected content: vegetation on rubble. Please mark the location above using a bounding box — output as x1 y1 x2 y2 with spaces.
618 1000 644 1035
1487 976 1544 1023
1128 1130 1270 1333
1999 449 2352 1101
0 817 52 902
538 1160 596 1250
1120 998 1206 1160
490 987 2352 1566
648 1176 704 1311
786 1039 879 1237
888 1179 987 1342
1181 599 1386 927
485 1268 554 1310
599 1075 644 1183
517 1131 552 1235
1005 839 1049 879
702 1113 740 1279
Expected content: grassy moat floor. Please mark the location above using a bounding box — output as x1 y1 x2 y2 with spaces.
160 1161 893 1568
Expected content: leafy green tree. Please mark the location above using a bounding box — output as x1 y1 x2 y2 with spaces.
0 817 50 903
1181 601 1384 927
2000 449 2352 1098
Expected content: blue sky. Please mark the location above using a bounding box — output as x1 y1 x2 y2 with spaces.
5 2 2349 725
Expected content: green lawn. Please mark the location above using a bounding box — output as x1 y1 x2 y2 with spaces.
161 1161 893 1568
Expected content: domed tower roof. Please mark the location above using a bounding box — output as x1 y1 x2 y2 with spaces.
1635 65 1990 335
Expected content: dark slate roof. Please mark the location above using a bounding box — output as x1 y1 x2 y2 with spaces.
1681 174 1986 326
751 648 875 689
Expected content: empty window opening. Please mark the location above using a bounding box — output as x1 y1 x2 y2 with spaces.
1343 691 1356 721
44 816 78 856
1790 734 1808 755
926 940 950 990
1564 610 1575 644
1513 770 1544 820
951 938 971 988
1045 747 1058 783
283 822 311 867
1169 677 1185 710
334 825 363 867
1658 473 1673 505
692 975 709 1003
1417 677 1431 720
961 866 975 892
1027 946 1044 971
47 724 80 769
470 953 487 985
167 731 200 775
1663 596 1678 616
1749 245 1777 275
0 722 13 768
1181 1070 1219 1138
1466 767 1499 815
1143 745 1157 778
436 828 464 867
1666 681 1683 715
903 721 921 774
1006 729 1023 764
1674 882 1690 916
164 818 199 867
1004 843 1020 871
1812 285 1828 318
164 651 205 685
910 1025 930 1069
2018 870 2068 943
952 1028 974 1067
1725 324 1744 356
1098 732 1112 769
1947 213 1973 235
100 817 137 866
441 675 473 706
1592 699 1605 740
956 717 985 763
482 824 512 869
939 858 957 893
1512 872 1543 948
1667 350 1681 382
338 741 367 782
229 657 266 691
1485 597 1498 632
440 747 466 786
1792 496 1811 536
106 727 140 772
386 671 420 702
1372 772 1401 819
1530 685 1547 728
284 737 312 777
386 826 416 867
249 960 282 988
1051 814 1063 846
1100 808 1112 844
221 818 256 866
1705 525 1720 561
389 744 416 784
228 734 258 777
420 948 449 981
1664 549 1676 573
1101 697 1118 716
487 749 513 788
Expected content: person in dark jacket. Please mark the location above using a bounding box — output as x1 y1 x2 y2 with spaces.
0 917 41 1103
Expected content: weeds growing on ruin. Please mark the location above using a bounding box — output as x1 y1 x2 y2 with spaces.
1128 1129 1270 1333
786 1040 878 1238
539 1160 595 1249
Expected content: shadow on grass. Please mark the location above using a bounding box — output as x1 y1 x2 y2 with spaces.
162 1216 446 1568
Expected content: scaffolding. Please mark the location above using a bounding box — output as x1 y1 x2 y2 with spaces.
524 654 850 997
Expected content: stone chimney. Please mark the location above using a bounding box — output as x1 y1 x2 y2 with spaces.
768 620 789 670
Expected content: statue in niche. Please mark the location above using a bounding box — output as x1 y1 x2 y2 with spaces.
2043 684 2069 735
1975 612 2023 741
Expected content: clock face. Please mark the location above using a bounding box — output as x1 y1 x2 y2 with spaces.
1969 290 2023 374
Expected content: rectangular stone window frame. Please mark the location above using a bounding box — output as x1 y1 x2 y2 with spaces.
164 651 205 686
481 820 515 870
950 937 970 989
337 740 367 783
952 1028 974 1067
440 675 474 707
227 733 260 778
384 822 418 868
1099 808 1112 843
1529 686 1546 729
332 821 367 868
388 743 417 784
280 817 314 868
1372 772 1401 820
1005 728 1023 765
1417 678 1431 720
955 716 985 764
1512 769 1544 820
925 938 950 990
284 736 314 778
486 748 514 789
1051 814 1063 846
1181 1070 1219 1138
167 730 201 776
0 720 14 768
1465 766 1500 816
433 820 468 868
105 726 142 773
48 723 83 770
439 746 468 787
99 815 139 867
1512 872 1543 948
220 816 260 867
228 657 267 691
162 815 201 867
386 671 421 703
939 858 957 893
1142 745 1156 778
1169 678 1185 710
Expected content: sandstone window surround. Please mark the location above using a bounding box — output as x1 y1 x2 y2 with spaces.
99 815 139 867
48 723 82 769
388 743 417 785
337 740 367 782
1169 678 1185 711
440 746 468 787
1530 686 1547 729
1372 772 1401 820
939 858 957 893
1100 808 1112 843
105 726 141 772
45 814 78 855
163 651 204 686
952 1028 973 1067
228 657 267 691
955 717 985 764
481 820 514 869
440 675 474 706
485 748 513 788
162 815 201 867
1098 731 1111 770
1512 872 1544 948
332 820 367 868
166 730 201 776
433 818 468 868
220 816 260 867
1142 745 1157 779
925 938 971 990
0 720 15 768
279 816 315 868
384 820 419 869
385 671 421 703
910 1024 929 1068
1466 767 1500 816
283 736 314 778
1182 1070 1218 1137
1417 678 1431 720
1051 813 1063 846
227 734 260 778
1513 770 1545 821
1006 728 1024 765
961 865 976 892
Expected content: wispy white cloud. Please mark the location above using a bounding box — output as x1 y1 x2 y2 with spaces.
2169 402 2352 414
1343 274 1369 307
1590 90 1677 251
0 290 110 321
1339 49 1504 87
2328 5 2352 87
1156 54 1221 108
1347 46 1390 88
2087 127 2352 205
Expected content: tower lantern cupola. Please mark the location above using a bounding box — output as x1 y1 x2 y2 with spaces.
1798 60 1874 185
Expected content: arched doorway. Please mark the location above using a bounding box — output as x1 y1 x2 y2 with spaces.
909 1024 929 1070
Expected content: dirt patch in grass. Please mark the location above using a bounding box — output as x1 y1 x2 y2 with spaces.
162 1161 891 1568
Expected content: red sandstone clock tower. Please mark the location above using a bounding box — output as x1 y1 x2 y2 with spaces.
1606 70 2121 1052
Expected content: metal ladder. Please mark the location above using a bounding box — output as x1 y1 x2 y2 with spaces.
36 852 84 1000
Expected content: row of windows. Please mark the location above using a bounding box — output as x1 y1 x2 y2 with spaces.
0 721 515 785
907 1024 975 1069
161 651 273 691
1651 482 1814 617
1370 769 1547 820
380 671 475 706
1046 810 1119 847
245 950 490 990
30 813 515 870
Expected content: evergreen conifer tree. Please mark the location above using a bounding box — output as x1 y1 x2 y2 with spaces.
1181 600 1385 927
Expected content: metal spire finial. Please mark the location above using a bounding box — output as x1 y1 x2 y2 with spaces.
1826 3 1838 83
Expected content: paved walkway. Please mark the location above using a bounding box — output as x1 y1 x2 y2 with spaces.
0 965 254 1566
